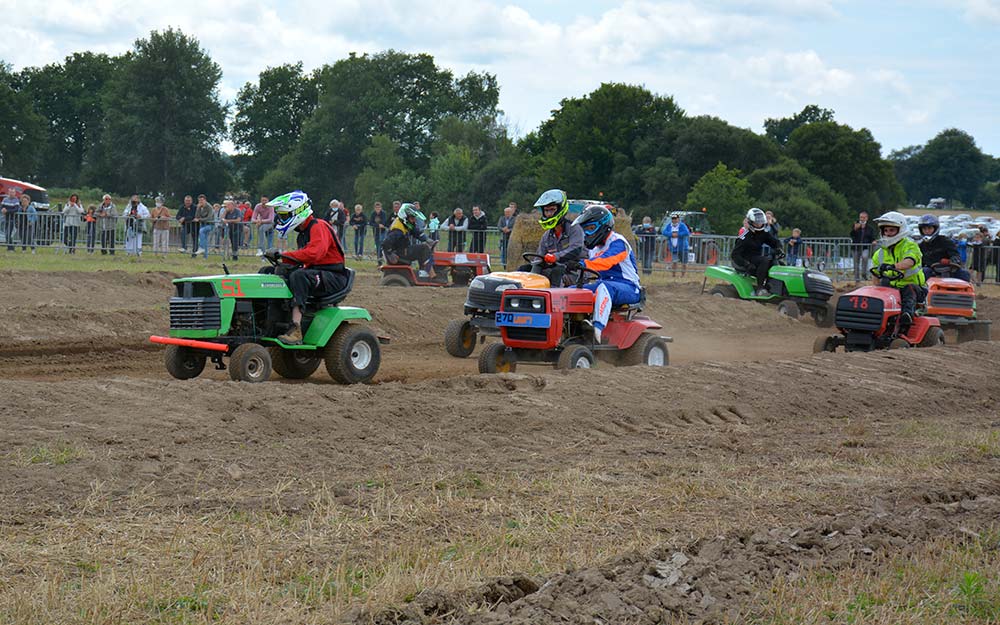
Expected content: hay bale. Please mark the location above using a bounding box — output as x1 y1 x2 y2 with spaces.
504 208 635 270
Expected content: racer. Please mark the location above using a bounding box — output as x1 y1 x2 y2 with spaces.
731 207 783 296
572 205 641 344
917 213 970 281
871 211 925 330
262 190 349 345
517 189 584 286
380 203 436 278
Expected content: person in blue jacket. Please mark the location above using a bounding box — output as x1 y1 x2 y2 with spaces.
661 213 690 277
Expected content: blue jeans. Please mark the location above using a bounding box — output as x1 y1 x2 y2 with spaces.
198 225 214 258
258 224 274 251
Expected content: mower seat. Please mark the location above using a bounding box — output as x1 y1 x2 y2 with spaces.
613 286 646 314
306 268 355 309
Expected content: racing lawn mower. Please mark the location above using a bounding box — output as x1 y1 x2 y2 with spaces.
703 251 836 326
477 267 672 373
150 259 384 384
813 265 944 353
925 261 991 343
444 253 554 358
379 247 491 287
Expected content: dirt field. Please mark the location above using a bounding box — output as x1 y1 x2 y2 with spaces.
1 269 999 624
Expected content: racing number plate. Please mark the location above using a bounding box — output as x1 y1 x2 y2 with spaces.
495 312 551 328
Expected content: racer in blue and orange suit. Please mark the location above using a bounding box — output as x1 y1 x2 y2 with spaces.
572 205 641 343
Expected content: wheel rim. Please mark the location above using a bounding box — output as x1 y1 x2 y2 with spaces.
574 356 591 369
350 340 373 370
712 292 725 299
462 326 475 349
647 345 666 366
246 355 265 380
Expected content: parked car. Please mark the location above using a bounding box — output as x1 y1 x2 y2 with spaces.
0 176 50 210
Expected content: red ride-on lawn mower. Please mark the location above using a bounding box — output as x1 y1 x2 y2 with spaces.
477 268 672 373
379 247 491 287
814 265 944 353
924 261 991 343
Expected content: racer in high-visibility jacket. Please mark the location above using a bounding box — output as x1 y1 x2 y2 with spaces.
572 205 641 343
871 211 924 329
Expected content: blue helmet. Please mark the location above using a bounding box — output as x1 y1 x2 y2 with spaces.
572 205 614 248
918 213 939 239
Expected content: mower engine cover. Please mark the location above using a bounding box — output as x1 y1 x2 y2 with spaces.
465 271 550 313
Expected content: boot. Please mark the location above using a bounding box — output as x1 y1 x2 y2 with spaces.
277 322 303 345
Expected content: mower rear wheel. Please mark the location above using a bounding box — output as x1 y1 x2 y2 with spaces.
557 344 596 370
776 300 800 319
812 335 836 353
270 347 322 379
919 326 945 348
325 324 381 384
888 338 910 349
444 319 477 358
164 345 206 380
621 332 669 367
478 342 517 374
709 284 738 299
229 343 272 383
811 303 835 328
379 273 411 287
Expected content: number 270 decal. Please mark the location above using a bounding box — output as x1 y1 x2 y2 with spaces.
220 279 245 297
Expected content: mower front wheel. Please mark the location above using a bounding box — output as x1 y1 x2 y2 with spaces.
229 343 273 383
776 300 800 319
444 319 477 358
270 347 322 379
164 345 206 380
379 273 411 287
621 332 669 367
478 342 517 374
812 335 836 353
557 344 596 370
325 324 381 384
811 303 835 328
919 327 945 348
888 338 911 350
709 284 738 299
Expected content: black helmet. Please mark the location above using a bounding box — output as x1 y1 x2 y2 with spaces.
572 205 614 249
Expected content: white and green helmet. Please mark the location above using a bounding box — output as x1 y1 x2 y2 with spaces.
269 190 312 239
397 203 426 230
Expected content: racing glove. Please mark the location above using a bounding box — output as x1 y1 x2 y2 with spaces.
263 248 283 263
543 253 556 264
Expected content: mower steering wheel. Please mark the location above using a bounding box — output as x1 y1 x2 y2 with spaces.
930 261 958 276
575 266 602 288
522 252 552 265
871 264 904 281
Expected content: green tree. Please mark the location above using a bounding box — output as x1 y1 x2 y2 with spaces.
18 52 118 186
99 28 228 198
682 163 754 234
786 121 903 213
353 134 405 206
665 115 781 193
764 104 834 146
747 158 850 235
231 63 318 192
888 145 924 204
429 144 477 209
911 128 986 206
0 63 46 175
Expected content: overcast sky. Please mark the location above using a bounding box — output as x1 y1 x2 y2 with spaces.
7 0 1000 156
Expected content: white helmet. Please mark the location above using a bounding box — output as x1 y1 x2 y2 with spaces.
874 211 906 247
746 207 767 232
269 190 312 239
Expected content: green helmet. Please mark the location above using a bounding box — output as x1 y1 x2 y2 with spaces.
269 190 312 239
534 189 569 230
397 203 426 231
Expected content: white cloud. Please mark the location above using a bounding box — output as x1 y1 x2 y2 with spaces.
740 50 854 98
960 0 1000 22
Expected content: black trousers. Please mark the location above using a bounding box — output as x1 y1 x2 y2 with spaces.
100 230 116 254
518 262 569 287
288 268 348 308
738 255 773 288
898 284 918 318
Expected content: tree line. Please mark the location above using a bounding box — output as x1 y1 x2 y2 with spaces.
2 27 999 236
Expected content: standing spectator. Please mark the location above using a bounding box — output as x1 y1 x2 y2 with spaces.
176 195 195 253
507 201 518 216
62 193 84 254
661 213 690 277
443 207 468 252
370 201 388 254
427 211 441 242
122 194 149 257
969 230 986 285
223 199 243 260
151 196 172 255
497 206 516 267
850 211 876 283
194 194 214 258
212 202 226 252
992 229 1000 283
240 199 254 250
20 194 37 253
391 200 401 219
468 205 488 253
765 210 780 237
251 195 274 256
785 228 803 266
632 215 657 275
956 233 968 266
2 187 21 251
328 199 347 238
350 203 367 259
97 194 117 255
84 206 98 253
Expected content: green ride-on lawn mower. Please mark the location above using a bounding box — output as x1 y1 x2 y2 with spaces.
150 260 385 384
702 252 837 327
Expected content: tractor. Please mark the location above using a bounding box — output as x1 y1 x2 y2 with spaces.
924 261 991 342
379 248 491 287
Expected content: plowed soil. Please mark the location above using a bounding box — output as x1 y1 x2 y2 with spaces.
1 269 998 624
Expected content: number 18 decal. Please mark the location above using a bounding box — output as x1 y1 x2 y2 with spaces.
848 296 868 310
